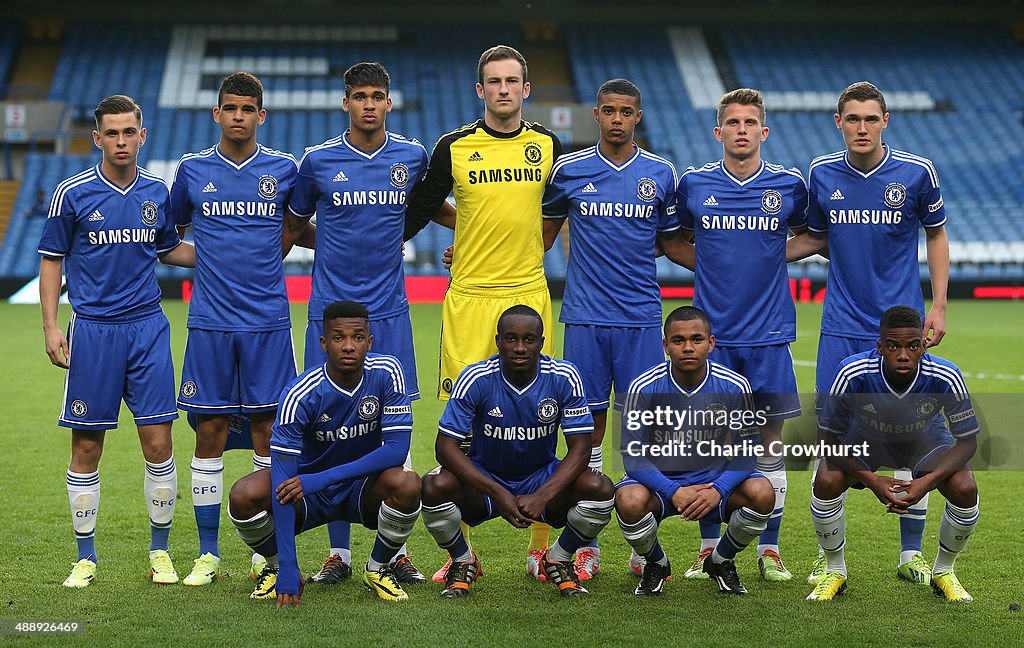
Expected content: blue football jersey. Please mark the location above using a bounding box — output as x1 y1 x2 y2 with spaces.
170 145 296 332
270 353 413 473
543 145 679 327
38 165 181 319
807 146 946 339
819 350 979 442
621 360 758 500
677 160 808 346
438 355 593 481
288 131 428 322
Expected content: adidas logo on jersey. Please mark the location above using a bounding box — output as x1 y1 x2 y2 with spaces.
861 403 877 413
581 182 598 194
703 195 719 206
468 151 484 162
202 182 217 193
318 413 332 423
333 170 349 182
87 210 104 222
830 189 845 201
487 406 503 418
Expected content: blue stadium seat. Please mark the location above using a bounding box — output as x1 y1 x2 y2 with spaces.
5 22 1019 281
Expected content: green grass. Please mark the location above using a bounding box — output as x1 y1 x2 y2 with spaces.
1 300 1022 646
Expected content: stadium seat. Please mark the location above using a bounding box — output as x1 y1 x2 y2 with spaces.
6 22 1020 281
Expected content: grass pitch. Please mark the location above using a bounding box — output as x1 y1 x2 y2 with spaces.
0 299 1022 646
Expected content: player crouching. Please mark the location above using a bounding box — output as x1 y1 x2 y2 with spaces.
420 306 615 598
227 301 422 606
808 306 980 602
615 307 775 596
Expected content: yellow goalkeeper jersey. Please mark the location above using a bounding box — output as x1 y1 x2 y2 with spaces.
406 119 562 288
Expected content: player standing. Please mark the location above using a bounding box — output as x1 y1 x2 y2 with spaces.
404 45 563 579
807 306 979 602
541 78 680 579
616 306 775 596
670 89 806 581
228 301 422 605
788 81 951 585
39 94 195 587
283 62 434 585
420 306 615 598
170 73 298 586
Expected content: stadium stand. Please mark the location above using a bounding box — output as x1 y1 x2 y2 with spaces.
718 25 1024 253
0 153 90 276
564 23 1024 282
2 22 1022 283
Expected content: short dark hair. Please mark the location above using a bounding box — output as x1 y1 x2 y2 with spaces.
497 304 543 335
322 301 370 334
219 72 264 110
344 62 391 96
717 88 765 127
664 305 712 337
837 81 886 116
597 78 641 106
880 305 922 332
94 94 142 131
477 45 528 85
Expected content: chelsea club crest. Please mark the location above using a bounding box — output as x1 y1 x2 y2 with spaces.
537 398 559 424
761 190 782 214
884 182 907 208
359 396 380 420
637 178 658 202
915 397 938 418
140 200 159 226
71 399 88 417
258 175 278 200
390 163 410 188
524 142 543 166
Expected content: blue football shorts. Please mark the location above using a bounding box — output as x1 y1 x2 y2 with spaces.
563 324 664 411
298 475 376 531
59 311 177 430
841 418 957 478
710 343 801 421
615 471 767 525
815 334 875 411
178 328 297 414
460 460 567 527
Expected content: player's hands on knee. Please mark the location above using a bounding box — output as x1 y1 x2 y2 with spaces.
515 493 549 522
671 483 714 517
44 327 70 369
680 485 721 521
441 245 453 271
494 489 530 528
867 474 911 512
888 477 930 511
276 476 305 504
